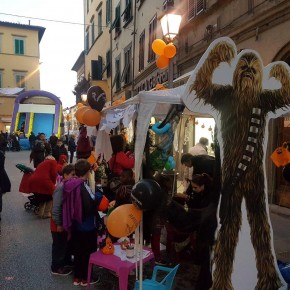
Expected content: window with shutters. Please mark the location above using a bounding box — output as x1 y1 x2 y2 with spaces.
148 15 157 63
91 57 103 80
122 0 132 24
14 37 25 55
110 3 121 37
139 30 145 72
85 32 89 53
112 57 121 91
106 0 112 24
188 0 205 21
14 72 26 88
121 43 132 85
98 10 103 35
91 21 95 43
102 50 111 77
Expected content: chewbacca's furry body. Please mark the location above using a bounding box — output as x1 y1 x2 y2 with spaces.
190 41 290 289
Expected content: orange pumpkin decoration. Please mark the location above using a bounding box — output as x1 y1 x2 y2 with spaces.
82 108 102 126
102 237 114 255
75 106 90 124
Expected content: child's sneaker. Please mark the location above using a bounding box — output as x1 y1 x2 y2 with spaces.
51 267 72 276
80 277 100 287
73 278 81 286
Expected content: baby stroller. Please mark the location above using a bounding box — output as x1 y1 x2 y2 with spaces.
16 164 40 213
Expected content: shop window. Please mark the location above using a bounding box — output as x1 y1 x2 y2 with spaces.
14 37 25 55
148 14 157 63
139 30 145 72
188 0 205 21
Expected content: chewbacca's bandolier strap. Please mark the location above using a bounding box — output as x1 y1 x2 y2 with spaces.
227 108 262 188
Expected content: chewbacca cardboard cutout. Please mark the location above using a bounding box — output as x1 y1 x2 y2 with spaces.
182 37 290 290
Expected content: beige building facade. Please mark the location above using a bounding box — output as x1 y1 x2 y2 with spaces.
75 0 290 205
0 21 45 132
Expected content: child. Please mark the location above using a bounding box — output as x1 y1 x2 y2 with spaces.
108 168 135 210
62 159 103 286
51 164 75 276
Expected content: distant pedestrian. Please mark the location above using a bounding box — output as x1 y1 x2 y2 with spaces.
68 135 77 163
30 133 52 168
51 164 75 276
29 132 37 149
0 150 11 220
49 133 58 149
52 140 68 163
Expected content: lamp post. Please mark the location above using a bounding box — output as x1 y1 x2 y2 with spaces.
160 11 182 88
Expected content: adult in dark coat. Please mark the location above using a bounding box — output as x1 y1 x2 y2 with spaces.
28 132 37 149
49 133 58 149
0 150 11 220
68 135 77 163
30 133 52 168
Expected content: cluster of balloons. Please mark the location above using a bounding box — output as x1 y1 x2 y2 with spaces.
74 86 107 126
152 39 177 69
107 179 164 238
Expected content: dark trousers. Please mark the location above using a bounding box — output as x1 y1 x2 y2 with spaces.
69 151 74 163
51 231 73 271
73 230 97 280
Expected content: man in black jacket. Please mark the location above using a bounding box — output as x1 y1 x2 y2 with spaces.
181 153 216 178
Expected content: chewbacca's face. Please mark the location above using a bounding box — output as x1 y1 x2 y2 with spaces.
233 53 263 97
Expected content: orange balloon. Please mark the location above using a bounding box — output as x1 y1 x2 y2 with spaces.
152 39 166 55
156 55 169 69
75 106 90 123
77 102 84 108
164 43 176 59
82 108 101 126
107 204 142 238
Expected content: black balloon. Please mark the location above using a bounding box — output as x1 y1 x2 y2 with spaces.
87 86 106 111
283 163 290 182
131 179 164 211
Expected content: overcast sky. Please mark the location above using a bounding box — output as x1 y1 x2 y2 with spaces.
0 0 84 107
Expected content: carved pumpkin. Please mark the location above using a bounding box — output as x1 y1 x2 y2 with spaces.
101 237 114 255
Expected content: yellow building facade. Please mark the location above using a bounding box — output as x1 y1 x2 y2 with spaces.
0 21 45 132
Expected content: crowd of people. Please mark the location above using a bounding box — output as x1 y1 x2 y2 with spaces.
1 128 219 289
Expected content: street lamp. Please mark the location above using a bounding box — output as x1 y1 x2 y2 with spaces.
160 11 182 88
81 94 87 103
